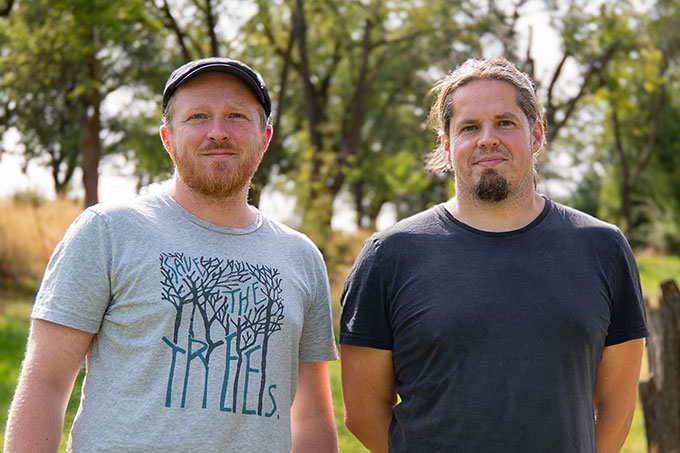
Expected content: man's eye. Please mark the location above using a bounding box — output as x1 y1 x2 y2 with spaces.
498 120 514 127
461 125 477 132
229 113 246 119
189 113 207 120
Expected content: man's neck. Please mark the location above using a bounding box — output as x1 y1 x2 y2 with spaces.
169 180 257 228
445 191 545 233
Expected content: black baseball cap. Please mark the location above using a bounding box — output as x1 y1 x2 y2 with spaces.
162 57 271 119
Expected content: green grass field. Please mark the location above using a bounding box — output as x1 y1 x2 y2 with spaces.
5 247 679 452
636 252 680 301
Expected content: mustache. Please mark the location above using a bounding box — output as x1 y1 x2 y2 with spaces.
472 147 510 159
199 142 240 153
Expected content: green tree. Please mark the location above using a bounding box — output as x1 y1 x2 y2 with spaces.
569 0 680 250
234 0 517 237
0 0 166 206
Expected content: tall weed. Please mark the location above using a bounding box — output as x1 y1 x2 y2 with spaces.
0 197 81 293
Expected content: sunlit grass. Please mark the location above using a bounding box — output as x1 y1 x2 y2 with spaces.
636 251 680 302
621 398 647 452
0 197 81 293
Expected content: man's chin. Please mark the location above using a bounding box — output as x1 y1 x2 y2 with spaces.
475 169 509 202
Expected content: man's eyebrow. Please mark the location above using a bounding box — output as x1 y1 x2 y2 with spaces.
494 112 522 120
183 103 251 111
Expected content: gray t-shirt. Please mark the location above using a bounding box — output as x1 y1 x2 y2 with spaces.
32 189 338 452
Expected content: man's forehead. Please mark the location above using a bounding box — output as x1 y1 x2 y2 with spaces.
456 111 523 123
173 72 261 106
451 80 523 117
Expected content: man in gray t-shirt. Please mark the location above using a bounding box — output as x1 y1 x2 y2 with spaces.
5 58 339 452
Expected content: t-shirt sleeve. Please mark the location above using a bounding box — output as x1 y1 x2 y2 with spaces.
340 237 393 350
32 208 112 334
604 231 649 346
298 245 338 362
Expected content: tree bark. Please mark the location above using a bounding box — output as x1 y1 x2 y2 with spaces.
79 54 103 208
639 279 680 453
611 110 632 234
249 12 297 207
0 0 14 16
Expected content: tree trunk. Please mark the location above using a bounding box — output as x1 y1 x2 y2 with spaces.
78 51 103 208
79 96 102 207
352 180 365 230
639 279 680 453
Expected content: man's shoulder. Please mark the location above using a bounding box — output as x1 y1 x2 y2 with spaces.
86 188 168 219
549 200 620 232
547 200 627 247
260 214 323 255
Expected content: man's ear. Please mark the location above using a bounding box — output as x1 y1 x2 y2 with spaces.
160 126 173 157
262 124 273 153
441 132 452 164
531 120 544 154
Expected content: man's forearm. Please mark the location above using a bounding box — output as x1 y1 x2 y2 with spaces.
291 413 338 453
4 378 69 452
594 406 635 453
345 404 392 453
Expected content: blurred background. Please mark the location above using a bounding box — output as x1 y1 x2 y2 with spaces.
1 0 680 451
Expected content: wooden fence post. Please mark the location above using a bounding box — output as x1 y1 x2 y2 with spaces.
639 278 680 453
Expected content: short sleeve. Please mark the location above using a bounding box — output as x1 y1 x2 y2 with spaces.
340 237 393 350
298 245 338 362
604 231 649 346
32 208 112 333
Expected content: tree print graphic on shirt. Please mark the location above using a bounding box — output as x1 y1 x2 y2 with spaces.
159 252 284 417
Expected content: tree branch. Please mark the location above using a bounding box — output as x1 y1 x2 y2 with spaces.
370 30 421 50
160 0 192 61
0 0 14 16
545 53 569 118
547 40 620 142
611 109 629 190
330 16 374 196
203 0 219 56
630 83 666 190
524 25 536 80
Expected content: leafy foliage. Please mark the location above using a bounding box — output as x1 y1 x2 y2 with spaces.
567 0 680 251
0 0 168 205
1 0 680 247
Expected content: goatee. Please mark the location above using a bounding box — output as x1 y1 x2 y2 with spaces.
475 169 509 202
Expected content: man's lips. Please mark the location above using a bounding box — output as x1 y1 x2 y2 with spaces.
201 148 238 159
474 156 506 167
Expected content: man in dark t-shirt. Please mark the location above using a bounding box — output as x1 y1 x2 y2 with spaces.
340 57 647 453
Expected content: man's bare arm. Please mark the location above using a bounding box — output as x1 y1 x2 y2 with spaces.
593 338 645 453
341 345 396 453
290 361 338 453
4 319 93 453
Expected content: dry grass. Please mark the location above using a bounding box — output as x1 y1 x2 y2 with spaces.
0 197 82 292
323 229 372 334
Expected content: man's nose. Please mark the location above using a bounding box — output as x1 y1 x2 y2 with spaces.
477 124 499 149
207 118 229 142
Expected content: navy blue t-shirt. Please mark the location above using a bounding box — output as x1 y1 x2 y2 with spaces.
340 199 648 453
